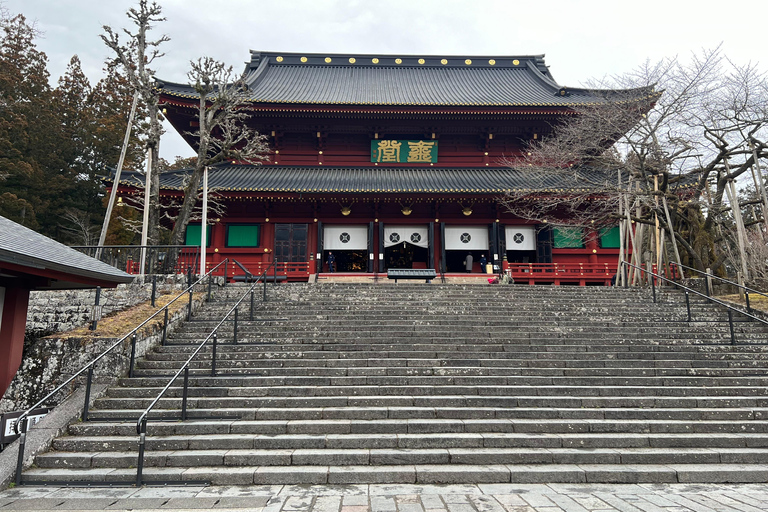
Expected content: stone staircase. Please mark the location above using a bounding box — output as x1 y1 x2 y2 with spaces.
21 283 768 485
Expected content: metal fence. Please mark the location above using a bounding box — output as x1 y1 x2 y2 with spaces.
72 245 201 275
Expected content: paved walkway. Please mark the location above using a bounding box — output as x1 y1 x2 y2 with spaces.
1 483 767 511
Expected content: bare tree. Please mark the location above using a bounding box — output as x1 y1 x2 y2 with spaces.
101 0 168 246
59 208 100 246
165 57 270 262
501 47 768 279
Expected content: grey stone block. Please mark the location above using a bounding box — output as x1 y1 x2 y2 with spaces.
291 449 369 465
253 465 329 484
181 466 256 485
507 464 586 483
580 464 677 483
328 465 416 484
415 465 510 484
370 449 449 465
224 449 293 466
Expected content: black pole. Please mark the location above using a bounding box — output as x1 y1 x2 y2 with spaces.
651 273 656 303
273 262 277 287
136 419 146 487
233 307 238 344
82 366 94 422
187 287 193 322
162 307 169 346
685 291 691 322
250 290 255 321
14 418 27 486
212 333 217 376
90 287 101 331
207 274 212 302
728 309 736 345
263 272 267 302
704 277 710 300
151 275 157 307
129 333 137 378
746 291 751 313
181 367 190 420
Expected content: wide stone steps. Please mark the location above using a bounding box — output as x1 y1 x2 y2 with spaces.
33 446 768 469
21 283 768 485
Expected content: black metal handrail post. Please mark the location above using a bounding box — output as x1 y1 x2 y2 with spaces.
620 261 768 344
12 259 228 486
134 269 268 485
671 262 768 303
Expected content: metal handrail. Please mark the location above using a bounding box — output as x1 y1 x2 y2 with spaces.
620 261 768 343
12 259 229 486
133 260 277 486
671 262 768 308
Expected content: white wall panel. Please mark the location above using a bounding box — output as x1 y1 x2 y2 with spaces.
323 225 368 250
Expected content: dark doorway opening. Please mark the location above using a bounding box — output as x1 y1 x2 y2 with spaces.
505 250 537 264
446 250 490 273
322 250 367 272
385 242 429 269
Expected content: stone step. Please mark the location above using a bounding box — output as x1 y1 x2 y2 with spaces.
33 446 768 470
23 283 768 486
67 423 768 448
86 402 768 421
21 462 768 485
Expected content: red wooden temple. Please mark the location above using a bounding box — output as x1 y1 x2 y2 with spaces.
113 51 657 284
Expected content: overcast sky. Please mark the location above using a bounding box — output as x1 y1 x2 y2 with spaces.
8 0 768 161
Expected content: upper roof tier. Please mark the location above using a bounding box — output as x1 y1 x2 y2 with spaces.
156 51 657 108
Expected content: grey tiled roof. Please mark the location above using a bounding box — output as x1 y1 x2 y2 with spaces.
113 165 625 195
157 51 657 108
0 216 133 289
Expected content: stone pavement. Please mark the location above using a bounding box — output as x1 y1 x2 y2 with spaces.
1 483 768 511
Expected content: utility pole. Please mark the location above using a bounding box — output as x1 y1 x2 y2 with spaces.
96 92 139 258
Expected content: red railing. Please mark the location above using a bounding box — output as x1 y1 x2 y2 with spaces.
506 263 616 285
209 260 310 281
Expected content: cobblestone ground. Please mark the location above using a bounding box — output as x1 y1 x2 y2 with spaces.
1 483 768 511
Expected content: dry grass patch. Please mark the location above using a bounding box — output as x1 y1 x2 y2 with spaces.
719 293 768 314
54 292 204 340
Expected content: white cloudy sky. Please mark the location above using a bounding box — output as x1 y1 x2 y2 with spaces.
8 0 768 161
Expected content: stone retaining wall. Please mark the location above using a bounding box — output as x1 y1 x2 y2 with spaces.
0 275 194 414
25 275 188 337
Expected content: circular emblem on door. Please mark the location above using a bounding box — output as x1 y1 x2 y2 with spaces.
389 233 400 243
410 233 421 243
460 233 471 243
339 232 351 243
513 233 525 244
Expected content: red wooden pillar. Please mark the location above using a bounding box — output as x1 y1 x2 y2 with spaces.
0 287 31 397
587 228 599 264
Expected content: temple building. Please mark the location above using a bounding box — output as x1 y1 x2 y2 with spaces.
113 51 656 284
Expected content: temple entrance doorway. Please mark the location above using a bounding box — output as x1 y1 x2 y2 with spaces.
504 226 537 263
383 225 429 269
443 225 489 273
322 224 369 272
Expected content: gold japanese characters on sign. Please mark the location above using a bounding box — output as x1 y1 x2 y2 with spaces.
371 140 438 163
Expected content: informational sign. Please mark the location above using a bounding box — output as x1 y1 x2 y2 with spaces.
371 140 438 163
0 408 50 444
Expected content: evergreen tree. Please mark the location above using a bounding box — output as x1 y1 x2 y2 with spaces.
0 13 52 230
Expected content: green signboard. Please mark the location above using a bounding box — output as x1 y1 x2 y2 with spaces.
371 140 438 163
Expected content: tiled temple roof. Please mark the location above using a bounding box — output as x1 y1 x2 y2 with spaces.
111 165 634 195
156 51 657 108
